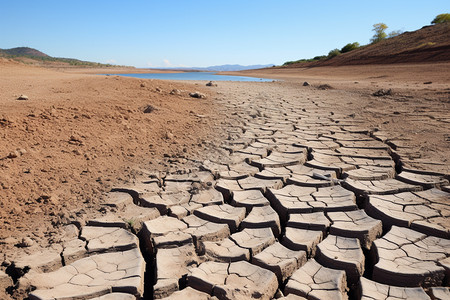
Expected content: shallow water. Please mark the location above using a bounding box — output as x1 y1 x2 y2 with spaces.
104 71 274 82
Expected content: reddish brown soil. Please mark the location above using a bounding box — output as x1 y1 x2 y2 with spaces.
0 59 215 245
281 23 450 67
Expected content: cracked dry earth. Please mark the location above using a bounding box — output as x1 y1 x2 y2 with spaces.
2 81 450 300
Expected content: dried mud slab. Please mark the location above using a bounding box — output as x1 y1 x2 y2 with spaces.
141 216 188 254
229 228 275 257
282 227 323 257
372 226 449 287
27 248 145 300
251 150 307 169
358 277 430 300
202 238 250 262
230 189 270 212
252 242 307 282
240 205 281 236
288 212 331 232
80 226 139 253
396 170 449 188
159 287 215 300
188 260 278 300
284 259 348 300
182 214 231 248
154 244 199 298
366 188 450 238
328 210 382 249
315 235 365 285
193 204 246 232
343 178 422 195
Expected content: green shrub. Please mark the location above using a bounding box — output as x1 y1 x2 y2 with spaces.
432 13 450 24
327 48 341 58
340 42 360 53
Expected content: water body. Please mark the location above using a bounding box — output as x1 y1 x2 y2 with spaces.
105 72 274 82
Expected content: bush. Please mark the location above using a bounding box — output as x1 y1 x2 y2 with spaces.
327 48 341 59
432 13 450 24
340 42 360 53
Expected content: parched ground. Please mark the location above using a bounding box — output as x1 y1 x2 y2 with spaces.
0 60 449 300
0 59 217 247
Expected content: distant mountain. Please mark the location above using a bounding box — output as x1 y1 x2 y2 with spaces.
162 64 274 72
195 64 275 71
0 47 49 57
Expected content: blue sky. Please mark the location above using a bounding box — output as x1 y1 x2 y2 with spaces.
1 0 448 67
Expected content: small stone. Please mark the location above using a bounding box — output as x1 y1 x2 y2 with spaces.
7 151 19 159
372 89 392 96
143 105 156 113
189 92 206 99
17 94 28 100
18 237 34 247
206 81 217 87
170 89 181 95
302 82 310 86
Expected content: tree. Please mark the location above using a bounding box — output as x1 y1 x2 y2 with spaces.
341 42 360 53
370 23 388 44
432 13 450 24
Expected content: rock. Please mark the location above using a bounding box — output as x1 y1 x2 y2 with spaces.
17 94 28 100
0 270 13 293
7 151 19 159
302 82 310 86
170 89 181 95
143 105 156 113
17 237 34 247
372 89 392 96
189 92 206 99
206 81 217 87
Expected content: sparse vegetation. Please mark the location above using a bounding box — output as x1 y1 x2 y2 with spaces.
340 42 360 53
388 30 403 38
327 48 341 58
431 13 450 24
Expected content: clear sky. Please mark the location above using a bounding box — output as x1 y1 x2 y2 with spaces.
1 0 448 68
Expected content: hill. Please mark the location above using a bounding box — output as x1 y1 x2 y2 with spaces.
0 47 49 57
0 47 120 68
282 22 450 68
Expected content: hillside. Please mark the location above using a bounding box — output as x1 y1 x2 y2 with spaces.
0 47 120 68
283 22 450 67
0 47 49 57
